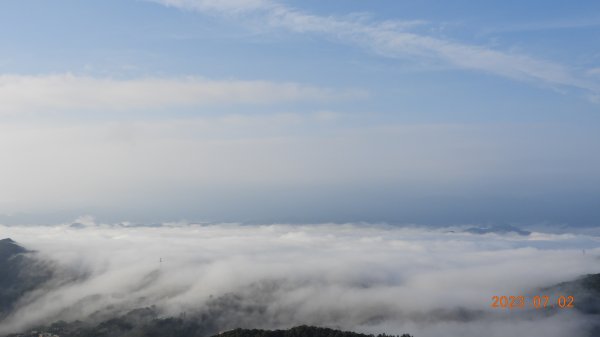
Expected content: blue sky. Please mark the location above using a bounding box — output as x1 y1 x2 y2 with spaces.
1 0 599 225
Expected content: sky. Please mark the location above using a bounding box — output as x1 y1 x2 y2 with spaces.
1 0 600 226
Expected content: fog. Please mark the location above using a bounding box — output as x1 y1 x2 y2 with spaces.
1 221 599 337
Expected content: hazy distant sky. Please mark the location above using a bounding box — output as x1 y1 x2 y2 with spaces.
1 0 600 225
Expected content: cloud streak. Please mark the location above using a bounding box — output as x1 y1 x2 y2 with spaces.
153 0 600 97
0 74 364 114
0 222 598 337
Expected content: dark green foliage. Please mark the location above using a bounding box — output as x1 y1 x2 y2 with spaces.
543 273 600 314
5 318 412 337
216 326 412 337
575 274 600 315
138 317 205 337
538 272 600 337
579 274 600 294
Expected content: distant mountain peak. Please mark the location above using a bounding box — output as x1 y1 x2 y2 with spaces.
464 224 531 236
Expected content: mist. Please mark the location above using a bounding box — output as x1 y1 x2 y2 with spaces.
1 221 598 337
2 121 600 226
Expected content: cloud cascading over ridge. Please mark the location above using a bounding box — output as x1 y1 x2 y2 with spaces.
0 222 598 337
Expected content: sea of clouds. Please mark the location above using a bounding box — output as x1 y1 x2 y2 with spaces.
0 219 599 337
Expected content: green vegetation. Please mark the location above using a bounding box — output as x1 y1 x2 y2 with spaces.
216 326 412 337
6 319 412 337
543 273 600 314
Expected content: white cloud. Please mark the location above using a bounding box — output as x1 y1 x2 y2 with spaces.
481 18 600 35
156 0 270 14
0 223 598 336
587 68 600 77
0 74 365 114
151 0 600 96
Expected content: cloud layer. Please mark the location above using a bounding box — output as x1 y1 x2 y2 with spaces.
1 222 599 337
0 74 362 114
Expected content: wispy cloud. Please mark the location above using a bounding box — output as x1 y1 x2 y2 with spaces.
480 18 600 35
0 74 365 114
157 0 271 14
152 0 600 98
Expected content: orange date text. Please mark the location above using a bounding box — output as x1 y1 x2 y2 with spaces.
490 295 574 309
